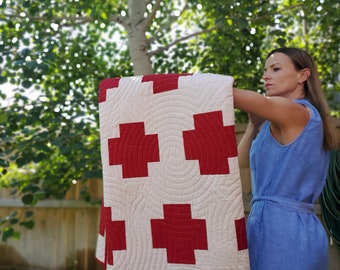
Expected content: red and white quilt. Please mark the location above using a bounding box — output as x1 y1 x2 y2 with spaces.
96 73 249 269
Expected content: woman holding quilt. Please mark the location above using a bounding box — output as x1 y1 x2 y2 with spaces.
233 47 338 270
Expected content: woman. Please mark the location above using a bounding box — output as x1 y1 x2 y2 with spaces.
233 48 338 270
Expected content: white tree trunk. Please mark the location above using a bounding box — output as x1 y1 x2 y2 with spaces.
126 0 153 75
127 30 153 75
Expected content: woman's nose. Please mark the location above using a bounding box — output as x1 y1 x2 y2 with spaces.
262 71 269 81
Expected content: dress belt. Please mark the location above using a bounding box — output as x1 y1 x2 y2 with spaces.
251 196 315 214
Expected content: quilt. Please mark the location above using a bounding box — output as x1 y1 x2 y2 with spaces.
96 73 249 269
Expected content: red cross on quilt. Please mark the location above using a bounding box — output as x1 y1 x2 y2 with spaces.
96 73 249 269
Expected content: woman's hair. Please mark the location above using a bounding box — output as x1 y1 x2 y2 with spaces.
267 47 338 150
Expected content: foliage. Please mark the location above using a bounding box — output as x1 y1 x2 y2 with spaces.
0 0 339 241
197 0 340 112
0 209 34 242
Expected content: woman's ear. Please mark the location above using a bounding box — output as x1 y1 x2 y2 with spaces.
299 68 311 83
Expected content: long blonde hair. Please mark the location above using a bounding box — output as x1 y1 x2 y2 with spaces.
267 48 338 150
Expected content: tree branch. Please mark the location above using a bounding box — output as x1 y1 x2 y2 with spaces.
148 26 218 57
146 2 190 46
108 14 129 29
250 3 304 22
141 0 163 31
3 10 128 28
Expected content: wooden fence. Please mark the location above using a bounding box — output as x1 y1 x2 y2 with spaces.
0 179 103 270
0 120 339 270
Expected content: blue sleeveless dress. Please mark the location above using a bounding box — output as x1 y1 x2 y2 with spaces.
247 99 330 270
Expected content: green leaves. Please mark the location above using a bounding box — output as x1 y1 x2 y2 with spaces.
21 194 35 205
0 210 34 242
1 227 20 242
20 220 34 229
0 112 7 124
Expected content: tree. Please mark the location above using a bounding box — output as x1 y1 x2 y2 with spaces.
197 0 340 110
0 0 221 241
0 0 339 241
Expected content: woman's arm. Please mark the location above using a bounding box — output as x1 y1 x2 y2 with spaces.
233 88 310 145
238 113 264 168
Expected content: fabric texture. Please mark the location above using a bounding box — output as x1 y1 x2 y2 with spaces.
95 73 249 269
248 99 330 270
